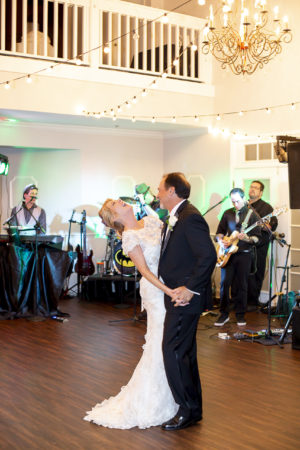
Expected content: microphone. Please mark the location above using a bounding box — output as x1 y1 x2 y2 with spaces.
30 196 38 199
273 232 285 239
272 232 287 245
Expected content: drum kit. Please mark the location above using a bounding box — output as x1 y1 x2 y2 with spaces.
102 193 167 277
103 197 140 277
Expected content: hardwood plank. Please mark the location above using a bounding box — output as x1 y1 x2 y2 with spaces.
0 299 299 449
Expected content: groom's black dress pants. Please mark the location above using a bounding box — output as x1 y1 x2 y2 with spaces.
162 309 202 418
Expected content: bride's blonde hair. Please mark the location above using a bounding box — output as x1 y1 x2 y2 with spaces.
99 198 124 235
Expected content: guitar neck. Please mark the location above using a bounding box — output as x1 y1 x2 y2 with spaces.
243 208 285 235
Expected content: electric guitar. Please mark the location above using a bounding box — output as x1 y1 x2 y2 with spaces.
216 207 287 268
75 210 95 276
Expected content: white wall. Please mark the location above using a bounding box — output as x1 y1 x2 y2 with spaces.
0 123 164 262
163 132 231 233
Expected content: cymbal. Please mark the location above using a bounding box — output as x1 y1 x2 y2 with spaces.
119 196 138 205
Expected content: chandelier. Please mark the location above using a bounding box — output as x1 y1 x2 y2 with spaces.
202 0 292 75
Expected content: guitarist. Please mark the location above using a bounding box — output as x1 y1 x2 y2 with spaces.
246 181 278 308
214 188 261 327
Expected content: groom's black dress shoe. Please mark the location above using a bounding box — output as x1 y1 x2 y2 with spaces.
161 413 202 431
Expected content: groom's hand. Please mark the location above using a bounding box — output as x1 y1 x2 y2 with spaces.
172 286 193 307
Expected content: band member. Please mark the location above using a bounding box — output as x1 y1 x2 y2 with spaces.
9 184 46 235
214 188 261 327
247 180 278 307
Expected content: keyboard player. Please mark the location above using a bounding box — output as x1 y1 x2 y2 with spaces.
9 184 46 235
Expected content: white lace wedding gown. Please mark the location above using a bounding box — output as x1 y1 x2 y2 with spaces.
84 216 178 429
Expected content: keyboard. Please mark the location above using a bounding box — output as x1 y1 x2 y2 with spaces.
0 235 64 245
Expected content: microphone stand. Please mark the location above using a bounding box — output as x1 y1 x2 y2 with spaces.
257 234 288 347
23 201 46 321
202 196 228 216
3 203 25 231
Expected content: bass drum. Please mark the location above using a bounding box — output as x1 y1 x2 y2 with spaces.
113 241 136 276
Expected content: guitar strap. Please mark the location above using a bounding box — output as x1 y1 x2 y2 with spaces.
240 209 252 232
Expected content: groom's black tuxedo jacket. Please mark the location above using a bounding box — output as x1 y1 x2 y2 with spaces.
158 200 217 314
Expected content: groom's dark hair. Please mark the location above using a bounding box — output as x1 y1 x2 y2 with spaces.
163 172 190 199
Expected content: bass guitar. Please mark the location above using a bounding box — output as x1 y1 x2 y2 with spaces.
216 207 287 268
75 210 95 276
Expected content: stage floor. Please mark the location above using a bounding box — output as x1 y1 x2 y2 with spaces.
1 298 300 449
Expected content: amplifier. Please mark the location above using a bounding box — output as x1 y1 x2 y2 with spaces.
292 306 300 350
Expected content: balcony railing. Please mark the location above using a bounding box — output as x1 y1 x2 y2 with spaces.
0 0 208 82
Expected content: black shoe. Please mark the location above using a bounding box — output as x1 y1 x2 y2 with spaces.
56 310 70 318
214 314 229 327
236 315 246 326
161 413 202 431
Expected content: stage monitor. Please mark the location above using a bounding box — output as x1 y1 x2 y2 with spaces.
287 142 300 209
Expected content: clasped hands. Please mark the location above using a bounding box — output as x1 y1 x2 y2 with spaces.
169 286 193 307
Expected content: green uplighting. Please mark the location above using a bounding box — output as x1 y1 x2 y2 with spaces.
0 154 9 176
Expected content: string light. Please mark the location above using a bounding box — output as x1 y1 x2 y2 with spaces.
216 114 221 120
266 108 271 114
132 96 137 104
172 117 176 123
162 13 169 24
239 111 244 116
151 117 156 123
104 45 110 54
4 81 10 90
141 89 148 97
132 116 136 122
75 58 82 65
162 72 168 78
26 75 32 84
198 0 206 5
291 103 296 111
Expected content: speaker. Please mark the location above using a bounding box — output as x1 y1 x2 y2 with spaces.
292 306 300 350
287 142 300 209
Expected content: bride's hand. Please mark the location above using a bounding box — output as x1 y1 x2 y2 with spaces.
166 288 177 299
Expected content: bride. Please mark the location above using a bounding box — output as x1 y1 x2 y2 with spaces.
84 198 178 429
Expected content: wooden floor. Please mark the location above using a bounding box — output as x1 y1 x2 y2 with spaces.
1 297 300 450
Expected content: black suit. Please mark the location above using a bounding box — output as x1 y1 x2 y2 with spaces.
158 200 217 418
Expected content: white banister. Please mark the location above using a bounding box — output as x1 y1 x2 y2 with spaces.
1 0 209 84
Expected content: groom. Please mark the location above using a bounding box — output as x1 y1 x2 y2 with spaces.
158 172 217 431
